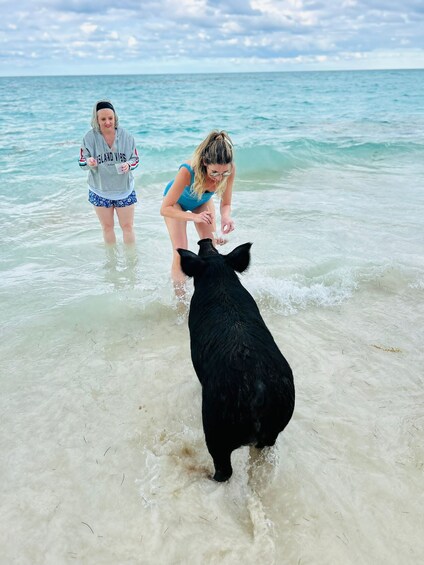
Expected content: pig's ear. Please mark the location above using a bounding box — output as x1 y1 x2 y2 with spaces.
177 248 206 278
225 242 252 273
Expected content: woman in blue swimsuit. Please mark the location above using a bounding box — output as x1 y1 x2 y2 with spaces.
160 131 236 297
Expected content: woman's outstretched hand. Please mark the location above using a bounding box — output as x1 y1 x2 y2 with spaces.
213 233 228 246
221 218 235 234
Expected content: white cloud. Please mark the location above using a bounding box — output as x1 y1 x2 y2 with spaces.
197 31 210 41
250 0 318 26
221 22 243 34
167 0 208 18
80 22 98 34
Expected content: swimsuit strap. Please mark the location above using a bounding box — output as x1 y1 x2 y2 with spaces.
178 163 195 186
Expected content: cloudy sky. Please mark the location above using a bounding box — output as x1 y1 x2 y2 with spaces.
1 0 423 76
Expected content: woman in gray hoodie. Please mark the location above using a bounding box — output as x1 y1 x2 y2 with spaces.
79 100 139 245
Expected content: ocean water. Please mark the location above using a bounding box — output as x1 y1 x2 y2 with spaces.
1 70 423 565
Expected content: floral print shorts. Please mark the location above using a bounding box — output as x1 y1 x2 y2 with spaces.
88 190 137 208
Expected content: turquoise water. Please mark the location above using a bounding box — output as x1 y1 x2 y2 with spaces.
1 70 423 564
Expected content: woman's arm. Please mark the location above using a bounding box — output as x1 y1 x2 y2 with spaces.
78 147 88 168
126 135 139 172
160 166 212 225
79 133 97 168
220 164 236 233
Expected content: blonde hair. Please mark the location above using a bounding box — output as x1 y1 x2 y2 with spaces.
91 99 119 131
191 131 234 198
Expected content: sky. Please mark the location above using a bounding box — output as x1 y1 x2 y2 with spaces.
1 0 423 76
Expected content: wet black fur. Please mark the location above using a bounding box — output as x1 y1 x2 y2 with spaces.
177 239 295 482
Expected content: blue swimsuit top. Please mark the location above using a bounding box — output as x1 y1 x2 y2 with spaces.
164 163 214 212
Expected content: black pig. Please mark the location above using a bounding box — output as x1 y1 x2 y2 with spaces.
177 239 295 481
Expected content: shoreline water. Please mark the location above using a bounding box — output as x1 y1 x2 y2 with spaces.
1 69 424 564
1 277 423 564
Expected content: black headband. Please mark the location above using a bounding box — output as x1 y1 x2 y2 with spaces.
96 101 115 112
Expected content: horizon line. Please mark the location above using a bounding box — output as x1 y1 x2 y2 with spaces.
1 66 423 79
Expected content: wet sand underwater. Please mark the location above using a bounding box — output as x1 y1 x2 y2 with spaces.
1 251 423 564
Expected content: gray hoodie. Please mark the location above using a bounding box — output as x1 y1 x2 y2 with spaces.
79 127 139 200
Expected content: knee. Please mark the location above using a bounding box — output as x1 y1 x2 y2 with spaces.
102 222 114 233
194 214 214 239
119 221 134 233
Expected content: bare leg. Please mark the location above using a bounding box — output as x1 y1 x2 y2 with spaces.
194 200 227 246
94 206 116 245
193 200 216 240
116 204 136 245
163 205 189 300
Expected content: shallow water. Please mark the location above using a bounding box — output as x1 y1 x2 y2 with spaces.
1 70 424 564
